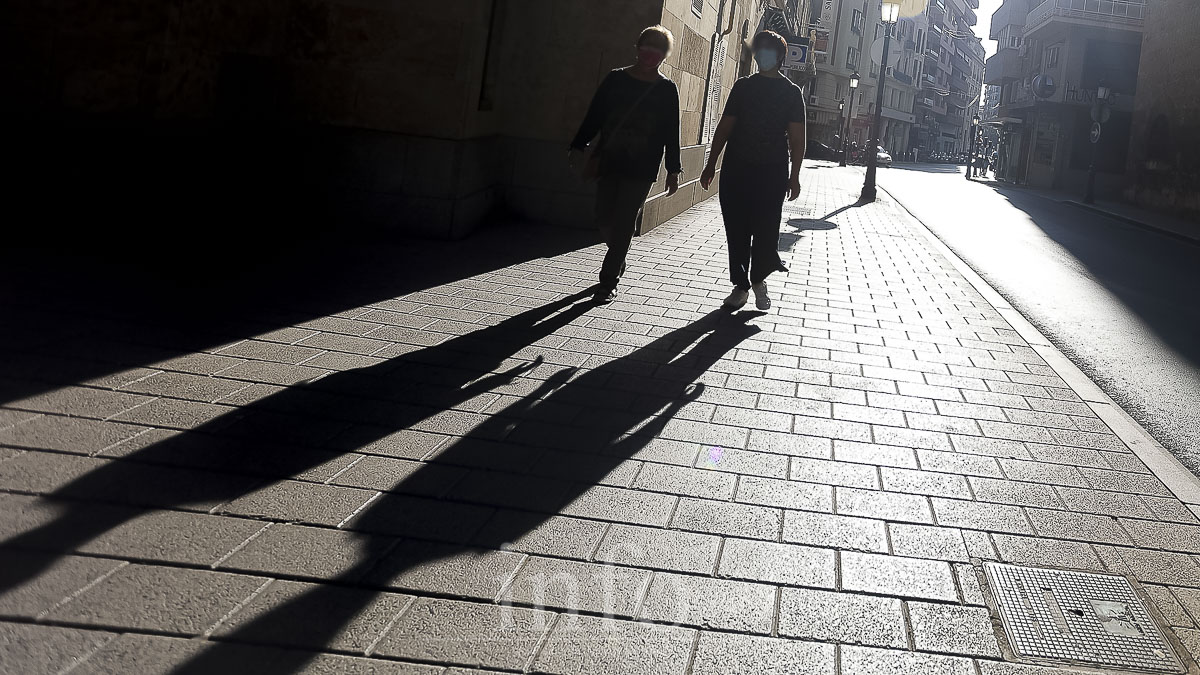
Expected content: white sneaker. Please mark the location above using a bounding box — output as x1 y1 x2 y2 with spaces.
723 288 749 309
751 282 771 310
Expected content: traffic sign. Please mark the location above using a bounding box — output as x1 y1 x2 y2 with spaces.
1090 122 1102 144
784 43 809 68
869 38 901 68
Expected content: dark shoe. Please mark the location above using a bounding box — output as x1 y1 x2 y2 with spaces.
593 286 618 304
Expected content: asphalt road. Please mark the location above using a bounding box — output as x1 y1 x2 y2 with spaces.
876 163 1200 476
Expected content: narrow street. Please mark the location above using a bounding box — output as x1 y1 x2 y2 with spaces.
878 163 1200 475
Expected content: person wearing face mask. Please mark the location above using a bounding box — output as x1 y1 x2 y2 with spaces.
569 25 683 304
700 30 806 311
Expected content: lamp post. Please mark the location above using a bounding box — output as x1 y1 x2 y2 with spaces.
1083 83 1112 205
966 113 979 179
861 1 900 202
839 71 860 167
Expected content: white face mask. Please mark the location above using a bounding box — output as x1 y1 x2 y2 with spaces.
754 49 779 71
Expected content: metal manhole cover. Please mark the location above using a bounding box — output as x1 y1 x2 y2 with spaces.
986 563 1184 673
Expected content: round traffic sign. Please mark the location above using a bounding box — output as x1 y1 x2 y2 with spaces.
1090 122 1102 144
869 38 901 68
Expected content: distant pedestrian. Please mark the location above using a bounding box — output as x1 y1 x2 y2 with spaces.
569 25 682 304
699 30 805 311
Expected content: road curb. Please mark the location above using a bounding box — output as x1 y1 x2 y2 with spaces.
879 183 1200 509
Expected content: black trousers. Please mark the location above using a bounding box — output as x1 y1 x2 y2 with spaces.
595 175 654 289
718 162 788 289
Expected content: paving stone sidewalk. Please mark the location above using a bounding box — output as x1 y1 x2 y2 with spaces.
2 162 1200 674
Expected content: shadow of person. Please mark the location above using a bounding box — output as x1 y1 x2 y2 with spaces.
166 308 761 674
0 289 603 594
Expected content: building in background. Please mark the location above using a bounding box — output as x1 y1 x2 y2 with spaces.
3 0 812 239
805 0 879 149
984 0 1145 190
1124 0 1199 221
910 0 984 158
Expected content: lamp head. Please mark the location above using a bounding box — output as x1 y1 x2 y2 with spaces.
1097 83 1111 101
882 1 901 23
849 71 860 89
972 113 980 126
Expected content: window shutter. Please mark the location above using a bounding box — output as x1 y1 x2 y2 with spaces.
703 37 726 147
692 0 704 16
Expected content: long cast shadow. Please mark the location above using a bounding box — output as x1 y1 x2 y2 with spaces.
1 289 761 672
173 308 759 673
0 289 596 591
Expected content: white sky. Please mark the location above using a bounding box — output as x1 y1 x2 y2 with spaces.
975 0 1003 58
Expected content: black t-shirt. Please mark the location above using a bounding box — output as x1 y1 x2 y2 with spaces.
722 74 807 168
570 69 683 181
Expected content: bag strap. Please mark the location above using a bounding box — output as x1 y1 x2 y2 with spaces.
595 77 661 153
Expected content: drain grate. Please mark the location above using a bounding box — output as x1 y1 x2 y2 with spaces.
986 563 1184 673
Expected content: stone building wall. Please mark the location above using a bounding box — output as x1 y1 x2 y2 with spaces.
1125 0 1200 221
2 0 772 239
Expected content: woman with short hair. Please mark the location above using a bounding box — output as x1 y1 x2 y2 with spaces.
569 25 683 304
701 30 806 311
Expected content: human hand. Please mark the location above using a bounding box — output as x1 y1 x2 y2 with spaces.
787 175 801 201
700 165 715 190
666 173 679 196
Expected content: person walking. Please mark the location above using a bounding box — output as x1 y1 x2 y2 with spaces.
569 25 682 304
699 30 805 311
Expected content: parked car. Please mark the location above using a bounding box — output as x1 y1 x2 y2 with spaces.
805 141 841 161
876 146 892 167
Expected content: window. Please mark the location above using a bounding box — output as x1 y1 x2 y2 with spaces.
1046 46 1059 68
692 0 704 17
852 9 863 34
875 23 882 40
1008 35 1021 49
870 62 879 78
847 47 860 69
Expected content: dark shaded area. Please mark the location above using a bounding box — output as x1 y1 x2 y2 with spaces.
0 141 596 408
0 286 761 671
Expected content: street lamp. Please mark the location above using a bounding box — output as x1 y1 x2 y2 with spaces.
860 1 900 202
966 113 980 179
1084 83 1113 204
840 72 859 167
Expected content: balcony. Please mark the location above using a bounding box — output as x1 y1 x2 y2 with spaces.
925 48 941 60
988 0 1027 40
928 0 945 16
905 39 917 51
892 70 914 85
964 6 977 25
1025 0 1146 37
984 47 1022 84
965 0 978 8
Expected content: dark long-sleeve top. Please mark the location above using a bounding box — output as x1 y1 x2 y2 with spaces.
570 69 682 181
